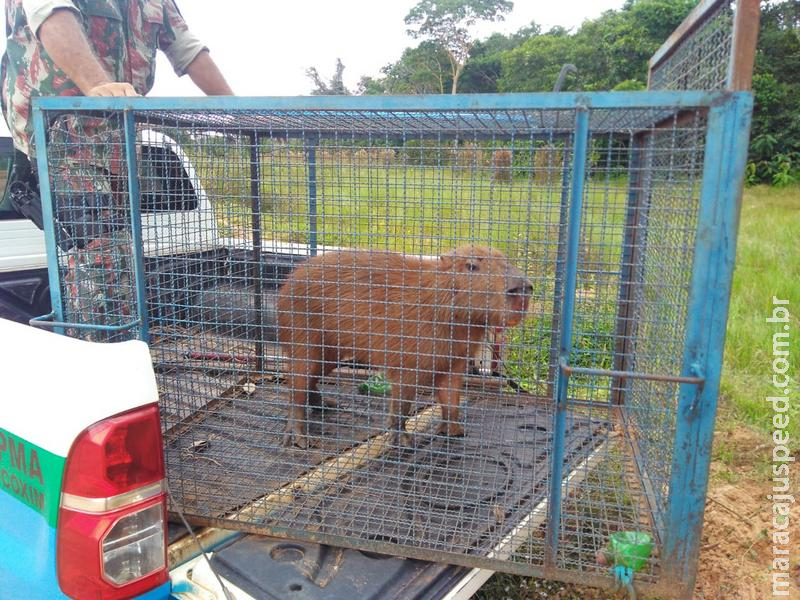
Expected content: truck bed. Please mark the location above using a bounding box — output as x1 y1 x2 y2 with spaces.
144 264 609 596
154 331 606 575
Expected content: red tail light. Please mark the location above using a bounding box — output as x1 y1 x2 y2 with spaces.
57 404 169 599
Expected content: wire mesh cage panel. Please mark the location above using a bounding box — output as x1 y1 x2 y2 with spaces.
32 91 753 597
648 0 760 93
648 0 735 91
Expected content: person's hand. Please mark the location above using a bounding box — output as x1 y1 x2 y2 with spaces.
86 82 139 96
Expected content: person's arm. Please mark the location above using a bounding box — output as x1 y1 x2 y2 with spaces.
184 50 233 96
36 8 138 96
160 0 233 95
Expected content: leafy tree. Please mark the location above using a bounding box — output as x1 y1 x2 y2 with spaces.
498 0 694 92
359 0 798 186
307 58 351 95
458 24 540 92
380 42 452 94
612 79 646 91
498 27 576 91
404 0 513 94
747 0 800 185
357 75 387 95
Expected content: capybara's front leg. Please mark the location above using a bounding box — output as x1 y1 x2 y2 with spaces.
307 365 339 410
283 396 308 448
434 371 466 437
284 373 314 448
284 355 332 448
386 376 414 446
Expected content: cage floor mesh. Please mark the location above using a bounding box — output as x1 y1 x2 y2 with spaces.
157 335 607 559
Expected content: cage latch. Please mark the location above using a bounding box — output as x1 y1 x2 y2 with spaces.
558 358 705 387
29 312 141 333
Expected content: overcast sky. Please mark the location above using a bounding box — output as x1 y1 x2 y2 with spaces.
0 0 625 134
0 0 626 98
0 0 627 96
150 0 625 96
156 0 624 96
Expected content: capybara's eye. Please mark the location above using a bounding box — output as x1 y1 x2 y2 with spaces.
466 261 479 272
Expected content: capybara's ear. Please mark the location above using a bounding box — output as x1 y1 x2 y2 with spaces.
439 251 455 270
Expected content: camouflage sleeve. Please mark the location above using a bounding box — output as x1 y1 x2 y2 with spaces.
22 0 80 37
159 0 209 76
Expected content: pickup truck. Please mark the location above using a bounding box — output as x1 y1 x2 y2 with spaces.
0 135 496 599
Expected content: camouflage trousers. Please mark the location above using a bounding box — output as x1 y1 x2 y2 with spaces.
41 116 140 342
63 229 137 342
54 170 137 343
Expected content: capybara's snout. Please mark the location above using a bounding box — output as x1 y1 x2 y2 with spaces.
444 245 533 327
505 271 533 298
503 268 533 326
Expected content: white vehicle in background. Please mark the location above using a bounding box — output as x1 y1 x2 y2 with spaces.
0 131 217 323
0 132 495 599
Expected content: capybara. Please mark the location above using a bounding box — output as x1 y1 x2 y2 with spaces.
276 245 532 448
492 149 513 183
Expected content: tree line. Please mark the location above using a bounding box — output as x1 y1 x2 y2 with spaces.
308 0 799 186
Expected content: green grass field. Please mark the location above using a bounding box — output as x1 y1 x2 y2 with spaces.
722 186 799 434
714 184 799 478
189 143 627 262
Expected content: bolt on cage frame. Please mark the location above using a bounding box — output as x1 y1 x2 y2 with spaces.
29 0 759 595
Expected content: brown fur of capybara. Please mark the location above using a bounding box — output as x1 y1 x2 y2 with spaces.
275 245 532 447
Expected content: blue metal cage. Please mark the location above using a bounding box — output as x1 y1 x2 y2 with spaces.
29 2 757 596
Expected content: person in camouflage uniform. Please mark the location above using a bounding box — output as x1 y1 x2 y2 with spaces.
1 0 232 340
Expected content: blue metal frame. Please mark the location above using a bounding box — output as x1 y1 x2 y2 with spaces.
123 110 150 343
662 93 754 595
559 359 704 385
31 107 65 336
546 146 574 397
33 91 725 112
29 312 140 332
545 107 590 567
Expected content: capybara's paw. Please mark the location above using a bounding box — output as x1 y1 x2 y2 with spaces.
283 423 309 449
391 430 413 448
308 390 338 409
435 422 465 437
282 430 303 448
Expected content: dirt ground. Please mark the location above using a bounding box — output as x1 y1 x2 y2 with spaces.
692 425 799 600
478 423 799 599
